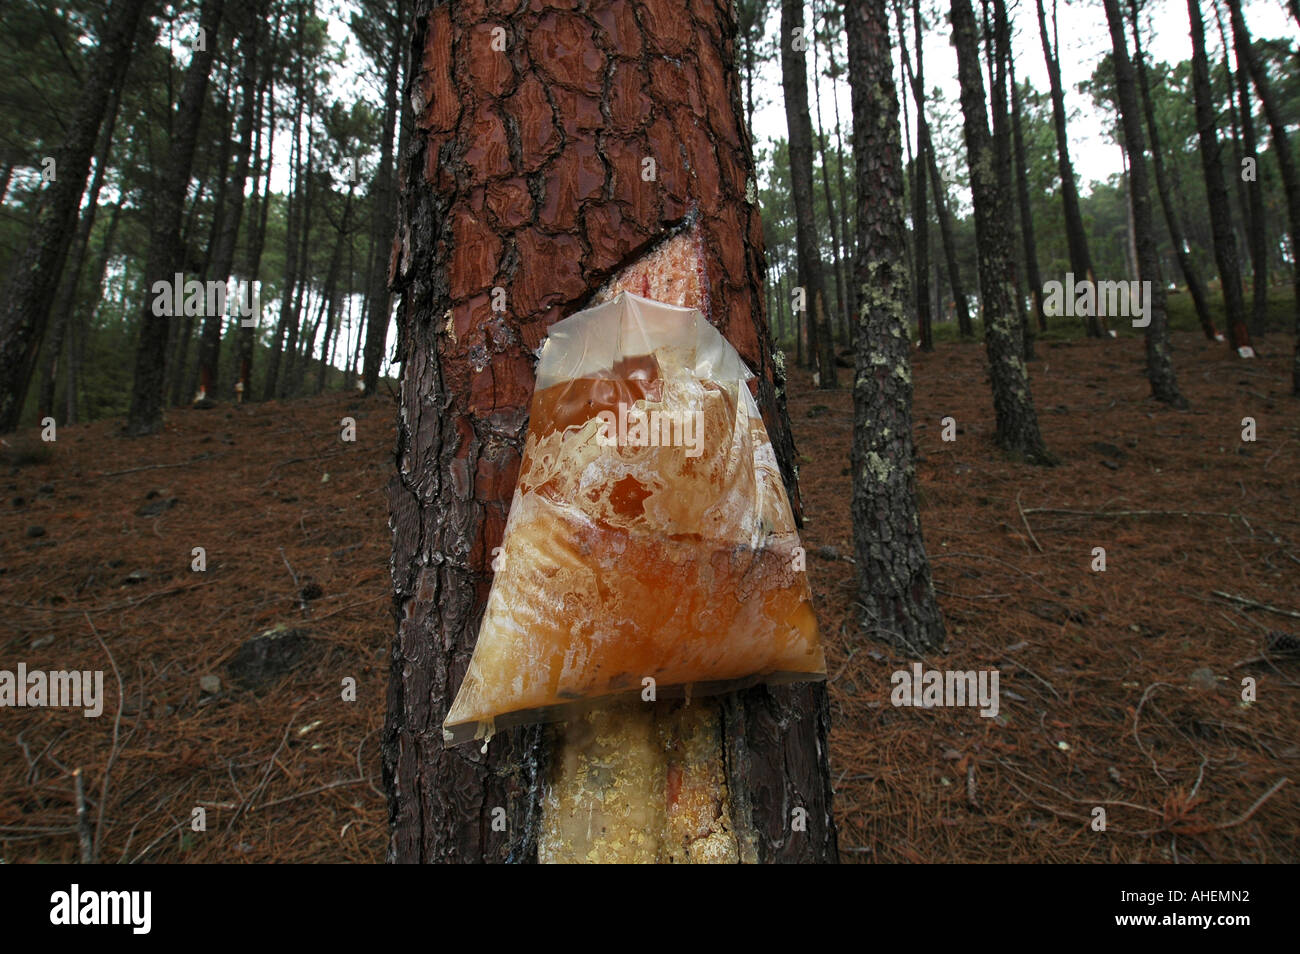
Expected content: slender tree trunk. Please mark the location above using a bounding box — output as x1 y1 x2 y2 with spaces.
990 0 1032 360
781 0 837 387
385 0 836 864
264 29 306 402
281 93 316 399
1128 0 1218 340
827 30 857 343
1224 4 1265 338
198 11 264 402
72 200 123 423
894 0 932 351
0 0 148 431
237 65 275 402
811 2 847 350
175 66 235 407
361 0 406 396
845 0 945 654
1009 59 1046 333
39 85 122 422
1214 1 1252 265
1035 0 1102 336
1102 0 1186 406
900 38 972 339
125 0 228 436
951 0 1053 463
1187 0 1252 354
1225 0 1300 388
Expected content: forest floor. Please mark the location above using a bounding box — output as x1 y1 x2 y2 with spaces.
1 327 1297 863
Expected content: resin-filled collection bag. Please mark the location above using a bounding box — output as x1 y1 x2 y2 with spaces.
443 291 825 744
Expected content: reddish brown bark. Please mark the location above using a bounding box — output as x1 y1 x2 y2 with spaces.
384 0 836 863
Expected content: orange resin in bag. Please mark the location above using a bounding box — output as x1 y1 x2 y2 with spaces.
443 292 824 745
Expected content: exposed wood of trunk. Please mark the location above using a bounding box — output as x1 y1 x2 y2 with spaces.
0 0 147 432
384 0 836 863
125 0 227 436
1101 0 1186 407
1186 0 1251 353
845 0 946 654
950 0 1053 463
781 0 836 386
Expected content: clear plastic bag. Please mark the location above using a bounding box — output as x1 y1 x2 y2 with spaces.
443 292 825 745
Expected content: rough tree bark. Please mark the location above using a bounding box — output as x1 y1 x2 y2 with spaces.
1101 0 1185 407
0 0 148 432
383 0 837 863
780 0 836 386
125 0 227 435
951 0 1053 464
846 0 945 655
1186 0 1251 355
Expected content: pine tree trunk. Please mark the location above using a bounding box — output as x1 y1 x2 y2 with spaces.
1035 0 1101 336
1227 13 1266 337
176 69 235 407
1101 0 1185 406
237 66 275 402
895 0 932 351
1187 0 1251 354
811 1 846 350
384 0 836 863
263 7 307 402
1009 57 1046 333
125 0 227 436
39 85 122 422
1225 0 1300 389
1127 0 1218 340
951 0 1053 463
0 0 148 432
846 0 946 654
361 0 406 396
198 9 265 402
781 0 836 387
990 0 1032 360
